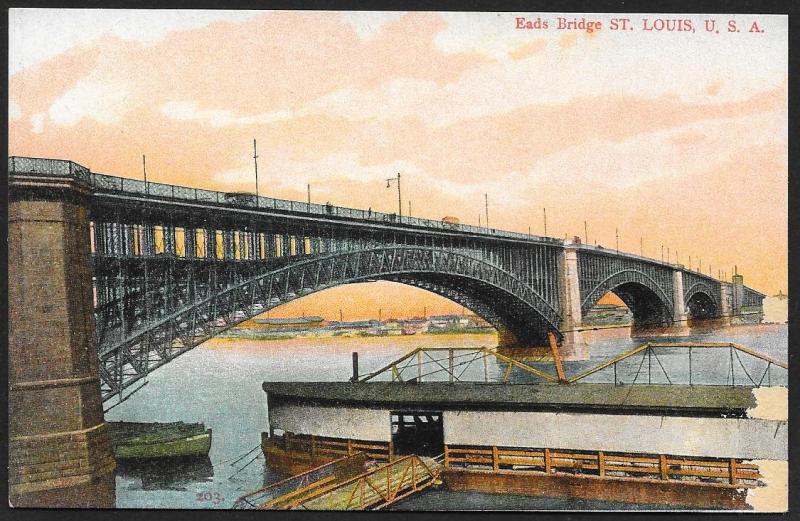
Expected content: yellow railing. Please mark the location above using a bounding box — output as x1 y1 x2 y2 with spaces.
357 346 558 384
297 454 441 510
567 341 787 384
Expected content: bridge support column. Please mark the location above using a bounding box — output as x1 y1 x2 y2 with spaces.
9 166 116 507
719 282 733 326
559 247 588 360
668 270 691 335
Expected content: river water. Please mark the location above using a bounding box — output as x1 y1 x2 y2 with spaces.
107 319 787 510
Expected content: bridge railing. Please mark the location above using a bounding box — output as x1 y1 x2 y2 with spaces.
8 156 92 185
83 168 562 245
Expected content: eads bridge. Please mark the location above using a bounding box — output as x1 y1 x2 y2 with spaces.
8 156 765 506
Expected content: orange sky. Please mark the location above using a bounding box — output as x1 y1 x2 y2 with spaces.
8 11 787 320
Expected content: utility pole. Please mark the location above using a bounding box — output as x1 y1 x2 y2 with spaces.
339 309 343 322
584 221 588 245
661 244 664 262
478 214 481 227
378 308 382 322
253 139 259 206
142 155 149 195
307 184 311 208
408 200 411 217
543 208 547 236
386 173 402 220
615 227 619 252
640 237 643 256
485 193 489 229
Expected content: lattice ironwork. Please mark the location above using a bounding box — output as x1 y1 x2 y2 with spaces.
577 250 674 317
682 270 721 312
97 246 561 400
742 287 765 308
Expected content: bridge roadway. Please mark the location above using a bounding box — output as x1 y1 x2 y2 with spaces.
9 156 764 402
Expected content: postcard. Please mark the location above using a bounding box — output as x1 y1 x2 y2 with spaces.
7 9 788 512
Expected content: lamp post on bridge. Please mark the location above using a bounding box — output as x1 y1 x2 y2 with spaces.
543 208 547 236
142 154 149 195
485 193 489 229
253 139 260 207
386 173 402 221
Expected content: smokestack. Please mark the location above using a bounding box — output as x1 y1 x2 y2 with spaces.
351 352 359 382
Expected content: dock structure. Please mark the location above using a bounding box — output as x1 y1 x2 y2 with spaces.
257 343 786 510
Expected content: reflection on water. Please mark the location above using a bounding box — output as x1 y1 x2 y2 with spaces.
116 457 214 491
107 323 787 509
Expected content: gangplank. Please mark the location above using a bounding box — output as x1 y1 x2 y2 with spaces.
234 452 442 510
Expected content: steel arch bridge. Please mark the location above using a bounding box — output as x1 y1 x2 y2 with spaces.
7 157 766 401
97 246 562 399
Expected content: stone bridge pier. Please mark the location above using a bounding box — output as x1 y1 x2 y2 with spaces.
9 168 116 507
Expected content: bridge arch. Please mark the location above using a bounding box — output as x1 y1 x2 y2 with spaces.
580 269 674 330
99 246 561 400
684 282 720 320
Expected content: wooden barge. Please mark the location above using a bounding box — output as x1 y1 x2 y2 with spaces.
260 381 786 509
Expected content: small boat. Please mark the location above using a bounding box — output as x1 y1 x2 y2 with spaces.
108 421 212 460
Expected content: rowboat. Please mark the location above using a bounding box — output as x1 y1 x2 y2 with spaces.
108 421 212 460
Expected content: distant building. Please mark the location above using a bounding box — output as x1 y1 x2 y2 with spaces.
250 316 327 333
429 314 470 330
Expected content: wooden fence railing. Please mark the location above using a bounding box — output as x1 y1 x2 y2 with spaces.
274 432 393 462
444 445 761 488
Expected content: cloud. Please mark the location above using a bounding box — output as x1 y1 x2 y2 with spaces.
213 151 419 194
49 77 130 126
9 8 262 75
9 99 22 121
30 113 44 133
160 101 298 127
524 110 786 190
339 11 406 40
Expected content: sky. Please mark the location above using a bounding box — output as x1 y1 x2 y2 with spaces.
8 10 788 320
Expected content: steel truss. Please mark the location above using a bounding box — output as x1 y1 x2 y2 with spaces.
97 246 560 400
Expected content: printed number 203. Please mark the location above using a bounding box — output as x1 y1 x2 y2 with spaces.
196 491 224 505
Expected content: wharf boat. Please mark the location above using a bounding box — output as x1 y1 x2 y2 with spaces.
256 344 787 510
108 421 212 460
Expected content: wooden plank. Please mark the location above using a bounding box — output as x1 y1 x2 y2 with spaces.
448 447 493 455
604 455 660 464
598 451 605 478
667 458 740 468
550 452 599 461
660 454 668 480
498 457 545 466
544 448 551 474
602 464 660 474
667 467 732 479
492 446 499 471
548 331 567 382
498 449 545 458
